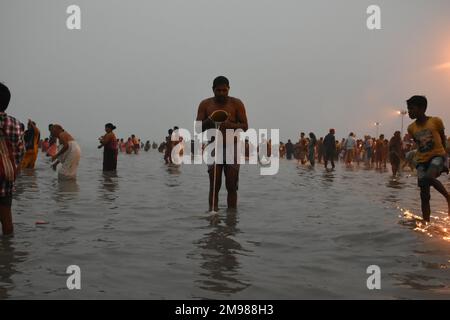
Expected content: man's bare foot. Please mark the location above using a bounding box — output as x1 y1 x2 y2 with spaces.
208 207 219 213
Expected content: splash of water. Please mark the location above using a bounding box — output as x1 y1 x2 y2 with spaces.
399 207 450 242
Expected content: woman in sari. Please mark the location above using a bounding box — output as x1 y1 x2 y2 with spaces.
308 132 317 167
20 120 40 169
98 123 118 172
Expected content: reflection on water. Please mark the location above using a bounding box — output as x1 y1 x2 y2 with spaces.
391 272 447 291
14 168 39 198
383 178 406 203
387 177 406 190
101 172 119 192
321 169 336 187
166 164 181 176
1 150 449 299
165 164 181 187
98 172 119 203
0 238 28 299
194 211 251 296
399 209 450 243
54 178 80 203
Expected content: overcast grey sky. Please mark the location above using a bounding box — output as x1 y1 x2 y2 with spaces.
1 0 450 145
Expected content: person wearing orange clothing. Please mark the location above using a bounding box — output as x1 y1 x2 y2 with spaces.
41 138 50 153
20 119 40 169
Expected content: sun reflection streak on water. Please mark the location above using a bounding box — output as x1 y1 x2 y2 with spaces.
399 207 450 242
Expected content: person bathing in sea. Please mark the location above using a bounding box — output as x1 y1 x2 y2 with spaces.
50 124 81 180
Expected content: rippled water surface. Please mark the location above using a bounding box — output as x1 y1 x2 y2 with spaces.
1 147 449 299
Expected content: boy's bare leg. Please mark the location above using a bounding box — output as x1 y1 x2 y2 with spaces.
420 185 431 222
427 167 450 215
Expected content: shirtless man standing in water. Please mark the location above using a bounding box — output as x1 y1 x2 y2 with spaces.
196 76 248 212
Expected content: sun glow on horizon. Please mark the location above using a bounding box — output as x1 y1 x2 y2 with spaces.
434 62 450 70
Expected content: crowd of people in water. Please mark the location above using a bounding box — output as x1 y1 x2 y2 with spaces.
139 127 450 181
274 129 450 176
27 124 450 177
1 78 449 235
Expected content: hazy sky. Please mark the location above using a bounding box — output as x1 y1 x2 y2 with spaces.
1 0 450 145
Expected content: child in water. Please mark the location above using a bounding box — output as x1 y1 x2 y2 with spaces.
406 95 449 222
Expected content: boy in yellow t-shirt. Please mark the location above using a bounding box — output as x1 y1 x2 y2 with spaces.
406 95 449 222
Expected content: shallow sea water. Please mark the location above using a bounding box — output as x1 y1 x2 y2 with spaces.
1 148 449 299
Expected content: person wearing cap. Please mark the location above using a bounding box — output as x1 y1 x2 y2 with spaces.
98 123 118 172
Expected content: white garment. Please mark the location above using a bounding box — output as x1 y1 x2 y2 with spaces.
345 136 356 150
58 141 81 180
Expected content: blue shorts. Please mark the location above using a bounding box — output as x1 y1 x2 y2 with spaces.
416 156 448 187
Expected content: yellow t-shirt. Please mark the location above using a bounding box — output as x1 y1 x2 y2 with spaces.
407 116 446 163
